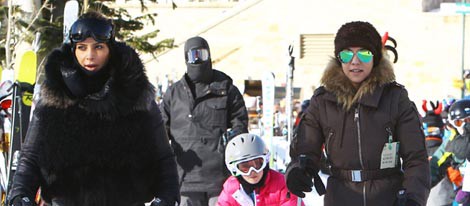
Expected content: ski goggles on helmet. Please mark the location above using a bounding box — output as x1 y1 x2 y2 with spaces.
230 154 268 176
452 118 470 127
186 48 209 64
338 49 373 63
70 18 114 44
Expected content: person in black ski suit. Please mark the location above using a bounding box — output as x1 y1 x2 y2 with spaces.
161 36 248 206
7 11 179 206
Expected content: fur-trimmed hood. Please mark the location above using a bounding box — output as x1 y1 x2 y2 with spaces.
41 42 155 117
320 57 395 110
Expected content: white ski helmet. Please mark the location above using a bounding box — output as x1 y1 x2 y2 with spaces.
225 133 270 176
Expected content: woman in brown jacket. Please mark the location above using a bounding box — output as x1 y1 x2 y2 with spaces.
285 21 430 206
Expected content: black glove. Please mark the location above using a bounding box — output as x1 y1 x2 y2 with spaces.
286 166 313 198
394 189 420 206
405 199 419 206
150 198 175 206
395 199 419 206
10 196 37 206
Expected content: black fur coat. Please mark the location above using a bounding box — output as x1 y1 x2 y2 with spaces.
8 43 179 206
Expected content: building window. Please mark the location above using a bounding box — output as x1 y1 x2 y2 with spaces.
299 33 335 66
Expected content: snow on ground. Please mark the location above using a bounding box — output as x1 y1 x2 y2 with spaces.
303 172 328 205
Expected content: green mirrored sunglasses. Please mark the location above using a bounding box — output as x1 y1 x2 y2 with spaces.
338 49 374 63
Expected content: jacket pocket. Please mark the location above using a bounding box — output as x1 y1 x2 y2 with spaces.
206 99 227 126
323 128 335 168
325 128 335 159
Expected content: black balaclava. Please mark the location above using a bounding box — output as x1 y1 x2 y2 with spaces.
184 36 213 84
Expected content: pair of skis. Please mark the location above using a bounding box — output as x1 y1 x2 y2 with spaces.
0 48 38 204
5 49 37 193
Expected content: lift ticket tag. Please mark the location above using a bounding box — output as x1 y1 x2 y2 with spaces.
380 142 399 169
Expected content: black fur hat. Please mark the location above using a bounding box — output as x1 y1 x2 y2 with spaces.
334 21 382 66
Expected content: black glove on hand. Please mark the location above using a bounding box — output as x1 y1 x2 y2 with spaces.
394 189 420 206
150 198 175 206
10 196 37 206
405 199 420 206
286 166 313 198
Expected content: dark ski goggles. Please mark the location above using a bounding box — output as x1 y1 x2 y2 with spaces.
338 49 373 63
186 48 209 64
69 18 114 44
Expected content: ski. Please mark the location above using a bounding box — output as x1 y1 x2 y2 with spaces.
63 0 79 44
0 68 12 202
29 32 41 121
6 50 37 194
285 44 295 162
262 72 275 168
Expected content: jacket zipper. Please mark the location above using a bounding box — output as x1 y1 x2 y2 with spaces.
354 106 366 206
354 106 365 169
183 85 196 113
253 190 257 206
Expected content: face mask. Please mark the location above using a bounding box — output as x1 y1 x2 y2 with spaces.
186 62 212 83
184 37 213 83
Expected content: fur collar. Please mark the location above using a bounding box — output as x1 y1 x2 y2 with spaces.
40 42 155 117
320 57 395 110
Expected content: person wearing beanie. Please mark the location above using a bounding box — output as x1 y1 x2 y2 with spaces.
161 36 248 206
7 11 180 206
285 21 430 206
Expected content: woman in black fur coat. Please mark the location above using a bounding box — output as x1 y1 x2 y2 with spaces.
7 11 179 206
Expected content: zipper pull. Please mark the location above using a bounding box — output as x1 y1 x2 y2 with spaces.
354 107 359 122
386 127 393 149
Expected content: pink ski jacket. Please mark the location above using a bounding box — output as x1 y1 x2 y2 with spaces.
217 170 303 206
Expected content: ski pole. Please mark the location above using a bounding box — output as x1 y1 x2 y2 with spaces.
297 154 307 206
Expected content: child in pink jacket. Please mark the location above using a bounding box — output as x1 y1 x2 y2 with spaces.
217 133 303 206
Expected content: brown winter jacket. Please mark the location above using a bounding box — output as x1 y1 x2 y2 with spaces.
288 58 430 206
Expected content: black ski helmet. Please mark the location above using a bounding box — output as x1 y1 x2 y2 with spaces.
69 11 115 46
449 99 470 121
